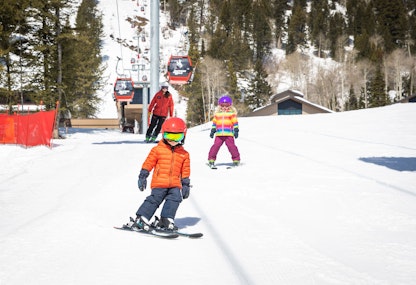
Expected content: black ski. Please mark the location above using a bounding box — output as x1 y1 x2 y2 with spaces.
207 162 242 169
114 219 179 239
155 228 203 238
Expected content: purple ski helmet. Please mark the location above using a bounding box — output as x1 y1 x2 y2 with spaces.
218 95 232 106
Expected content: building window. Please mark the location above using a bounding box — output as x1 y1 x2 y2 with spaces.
131 88 150 104
278 99 302 115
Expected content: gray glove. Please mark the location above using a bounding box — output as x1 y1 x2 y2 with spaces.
234 128 239 139
138 169 149 191
210 129 216 138
181 178 191 199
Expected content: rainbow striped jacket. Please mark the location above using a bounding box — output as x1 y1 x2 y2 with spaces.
211 106 239 137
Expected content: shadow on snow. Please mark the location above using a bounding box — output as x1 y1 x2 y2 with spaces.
359 157 416 172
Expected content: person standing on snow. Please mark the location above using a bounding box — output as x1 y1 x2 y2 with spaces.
145 83 174 142
208 95 241 167
135 117 191 231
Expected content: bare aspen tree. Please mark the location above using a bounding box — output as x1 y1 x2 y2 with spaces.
335 35 350 109
283 52 310 92
317 32 326 58
345 48 361 102
385 49 410 101
404 39 415 97
356 59 375 108
199 56 227 122
264 52 284 93
309 65 327 107
309 64 341 110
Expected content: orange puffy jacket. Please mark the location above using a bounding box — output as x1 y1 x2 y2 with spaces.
142 140 190 189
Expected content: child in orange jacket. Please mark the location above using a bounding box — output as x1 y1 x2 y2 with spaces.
135 117 190 231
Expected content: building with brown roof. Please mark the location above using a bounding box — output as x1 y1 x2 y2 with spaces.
246 89 334 117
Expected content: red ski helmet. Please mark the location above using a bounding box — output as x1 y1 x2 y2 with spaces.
218 95 232 105
161 117 187 135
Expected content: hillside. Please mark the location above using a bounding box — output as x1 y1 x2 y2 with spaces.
96 0 416 122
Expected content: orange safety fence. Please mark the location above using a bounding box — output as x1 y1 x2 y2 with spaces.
0 110 57 147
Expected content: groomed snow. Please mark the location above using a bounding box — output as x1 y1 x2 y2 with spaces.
1 103 416 284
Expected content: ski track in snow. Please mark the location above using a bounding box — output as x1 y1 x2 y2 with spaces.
190 196 255 285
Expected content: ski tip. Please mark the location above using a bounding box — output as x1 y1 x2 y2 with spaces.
188 233 203 238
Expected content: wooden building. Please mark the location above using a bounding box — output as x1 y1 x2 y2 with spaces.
246 89 334 117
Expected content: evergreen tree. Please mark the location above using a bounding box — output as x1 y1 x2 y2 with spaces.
184 71 205 127
0 0 31 111
286 2 308 55
251 0 272 61
244 60 271 111
65 0 103 118
231 0 251 32
369 66 390 107
309 0 330 55
328 12 346 59
25 0 73 110
346 0 359 36
373 0 408 52
352 2 376 60
208 0 251 70
270 0 289 48
166 0 183 27
358 88 366 109
345 86 358 111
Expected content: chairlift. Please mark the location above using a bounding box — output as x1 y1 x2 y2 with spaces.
166 55 193 85
113 78 134 102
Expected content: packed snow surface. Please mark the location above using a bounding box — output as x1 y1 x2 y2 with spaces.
1 103 416 285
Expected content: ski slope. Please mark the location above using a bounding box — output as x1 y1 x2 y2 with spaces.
1 103 416 284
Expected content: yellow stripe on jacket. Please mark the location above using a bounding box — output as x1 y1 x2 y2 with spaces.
211 106 239 136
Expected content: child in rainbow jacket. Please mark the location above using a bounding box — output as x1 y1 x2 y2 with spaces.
208 95 240 167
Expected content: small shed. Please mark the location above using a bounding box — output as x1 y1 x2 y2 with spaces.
246 89 334 117
398 94 416 103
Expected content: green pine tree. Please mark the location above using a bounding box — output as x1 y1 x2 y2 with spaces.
309 0 330 52
369 66 390 107
184 71 205 127
286 2 308 55
373 0 408 52
245 60 271 111
345 86 358 111
251 0 272 61
63 0 104 118
0 0 31 112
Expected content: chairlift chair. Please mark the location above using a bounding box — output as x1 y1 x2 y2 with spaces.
113 78 134 102
166 55 193 85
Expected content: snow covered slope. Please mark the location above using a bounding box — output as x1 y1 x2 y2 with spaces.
1 103 415 284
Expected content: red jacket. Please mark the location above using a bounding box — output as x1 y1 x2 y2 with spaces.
142 140 190 189
148 90 174 117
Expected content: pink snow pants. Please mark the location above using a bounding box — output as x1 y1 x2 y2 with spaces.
208 136 240 161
